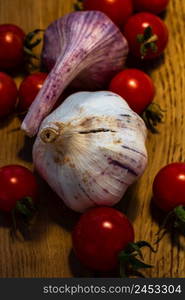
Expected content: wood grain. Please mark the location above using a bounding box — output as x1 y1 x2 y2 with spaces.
0 0 185 278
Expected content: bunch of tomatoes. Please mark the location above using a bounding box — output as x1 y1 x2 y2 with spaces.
0 0 185 276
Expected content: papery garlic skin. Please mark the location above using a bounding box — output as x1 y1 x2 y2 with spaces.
33 91 148 212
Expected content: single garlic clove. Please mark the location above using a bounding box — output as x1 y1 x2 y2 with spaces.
33 91 148 212
21 11 128 137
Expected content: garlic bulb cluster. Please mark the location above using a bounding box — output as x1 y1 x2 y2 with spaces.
21 11 128 136
33 91 148 212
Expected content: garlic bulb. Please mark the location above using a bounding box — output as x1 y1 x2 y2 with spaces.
21 11 128 136
33 91 148 212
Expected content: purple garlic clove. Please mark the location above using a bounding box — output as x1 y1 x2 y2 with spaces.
21 11 129 136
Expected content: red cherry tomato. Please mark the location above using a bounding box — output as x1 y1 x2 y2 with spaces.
0 165 38 212
153 163 185 212
83 0 133 28
109 69 155 114
123 12 169 60
0 72 18 118
0 24 25 41
72 207 134 271
0 24 25 70
133 0 170 15
18 72 48 112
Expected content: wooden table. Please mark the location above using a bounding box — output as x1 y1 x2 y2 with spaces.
0 0 185 278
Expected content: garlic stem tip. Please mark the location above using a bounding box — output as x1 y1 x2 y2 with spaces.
40 128 59 143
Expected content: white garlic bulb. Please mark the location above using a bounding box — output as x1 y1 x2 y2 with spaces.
33 91 148 212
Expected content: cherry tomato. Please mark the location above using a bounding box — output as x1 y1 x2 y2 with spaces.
0 72 18 118
109 69 155 114
83 0 133 28
0 165 38 212
18 72 48 112
123 12 169 59
0 24 25 41
153 163 185 212
0 24 25 70
72 207 134 271
133 0 170 15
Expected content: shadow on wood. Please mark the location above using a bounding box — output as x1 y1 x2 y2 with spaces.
18 135 35 162
0 212 12 228
47 194 80 232
68 249 92 278
0 114 15 129
125 53 165 75
115 182 141 223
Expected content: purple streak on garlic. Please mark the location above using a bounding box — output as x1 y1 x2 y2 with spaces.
33 91 148 213
21 11 128 136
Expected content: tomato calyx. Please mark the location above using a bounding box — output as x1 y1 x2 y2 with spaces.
15 197 36 218
24 29 44 58
23 29 44 72
74 0 84 11
142 102 165 133
119 241 155 277
137 26 158 59
174 205 185 226
156 205 185 244
10 197 37 240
